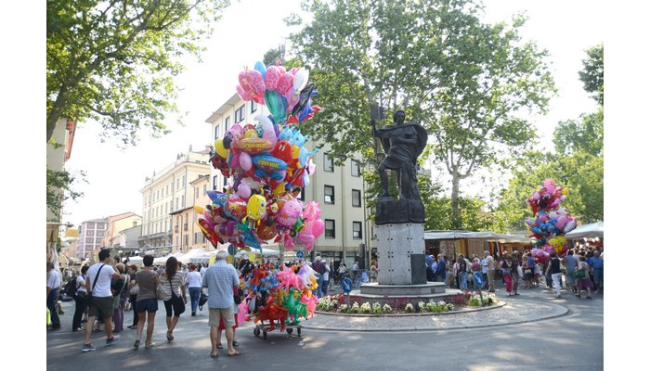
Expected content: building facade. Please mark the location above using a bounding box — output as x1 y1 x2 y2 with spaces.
103 212 142 247
77 218 108 260
139 148 211 256
205 94 372 267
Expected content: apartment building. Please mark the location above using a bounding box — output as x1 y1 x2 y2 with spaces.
103 212 142 247
139 148 211 256
205 94 372 267
77 218 107 260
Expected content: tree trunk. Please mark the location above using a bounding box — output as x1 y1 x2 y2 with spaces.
450 173 462 229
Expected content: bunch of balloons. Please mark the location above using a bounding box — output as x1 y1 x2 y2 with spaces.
525 178 577 260
238 262 318 332
197 61 325 253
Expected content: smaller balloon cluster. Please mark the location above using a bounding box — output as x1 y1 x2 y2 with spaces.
525 178 577 260
197 61 325 253
239 262 318 332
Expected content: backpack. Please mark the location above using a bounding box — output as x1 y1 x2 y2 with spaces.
314 261 326 275
64 278 78 298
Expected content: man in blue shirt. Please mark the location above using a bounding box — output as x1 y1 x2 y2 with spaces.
435 256 447 284
563 250 579 293
588 250 604 293
203 250 240 358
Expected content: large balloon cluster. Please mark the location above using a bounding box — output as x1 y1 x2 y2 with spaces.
238 262 318 332
525 178 577 261
197 61 325 253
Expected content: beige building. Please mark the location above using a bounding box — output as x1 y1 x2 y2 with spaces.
103 212 142 247
205 94 372 267
139 148 211 256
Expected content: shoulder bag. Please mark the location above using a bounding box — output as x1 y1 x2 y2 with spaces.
89 264 106 299
112 274 127 309
155 274 166 300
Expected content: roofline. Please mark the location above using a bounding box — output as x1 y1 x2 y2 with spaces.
169 206 194 216
205 93 241 123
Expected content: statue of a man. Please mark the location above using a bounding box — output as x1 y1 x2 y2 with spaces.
371 110 428 201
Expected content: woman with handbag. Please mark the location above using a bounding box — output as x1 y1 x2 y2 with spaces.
127 264 139 329
575 255 593 299
162 256 187 342
134 255 158 349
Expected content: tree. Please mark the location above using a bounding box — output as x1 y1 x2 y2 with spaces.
553 108 603 157
287 0 555 229
578 44 604 105
47 0 231 145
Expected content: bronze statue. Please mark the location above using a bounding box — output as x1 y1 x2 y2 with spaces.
371 110 428 202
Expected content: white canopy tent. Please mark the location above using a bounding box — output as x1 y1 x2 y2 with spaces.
565 221 604 240
124 256 143 267
424 230 529 243
177 249 209 265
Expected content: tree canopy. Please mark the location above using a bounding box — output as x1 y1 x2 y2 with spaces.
47 0 231 145
287 0 555 228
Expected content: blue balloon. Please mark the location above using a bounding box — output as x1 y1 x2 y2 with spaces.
254 61 267 80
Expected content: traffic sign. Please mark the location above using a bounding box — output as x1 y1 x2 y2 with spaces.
296 251 304 259
474 272 483 286
342 277 353 293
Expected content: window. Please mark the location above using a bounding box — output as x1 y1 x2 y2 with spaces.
182 175 185 184
203 184 206 196
87 222 95 229
353 221 362 239
176 179 180 189
213 175 218 190
97 231 104 237
351 161 361 177
224 116 231 132
323 153 334 172
176 198 179 210
223 176 228 187
325 219 335 238
184 235 189 246
166 185 169 195
182 195 185 208
251 101 257 113
196 189 199 199
324 185 335 204
235 104 245 123
214 125 220 139
87 230 94 236
352 189 361 207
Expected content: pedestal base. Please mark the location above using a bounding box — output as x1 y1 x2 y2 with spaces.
376 223 426 285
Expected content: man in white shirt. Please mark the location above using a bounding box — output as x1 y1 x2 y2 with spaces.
47 262 62 330
82 249 122 352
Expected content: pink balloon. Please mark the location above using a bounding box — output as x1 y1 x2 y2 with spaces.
237 182 251 199
276 72 294 95
247 70 265 94
265 65 281 91
238 71 253 93
555 216 568 229
544 244 555 253
239 152 252 171
236 85 253 101
296 232 315 249
311 219 325 239
230 153 240 169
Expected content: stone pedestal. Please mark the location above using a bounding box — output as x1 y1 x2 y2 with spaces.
376 223 426 285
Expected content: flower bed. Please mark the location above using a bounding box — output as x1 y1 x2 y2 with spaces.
316 291 500 315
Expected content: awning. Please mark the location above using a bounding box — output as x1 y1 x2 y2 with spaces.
565 221 604 239
424 230 529 243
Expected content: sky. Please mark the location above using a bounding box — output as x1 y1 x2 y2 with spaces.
57 0 607 228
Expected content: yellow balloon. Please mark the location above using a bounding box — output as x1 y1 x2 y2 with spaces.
244 129 258 139
549 238 557 247
194 206 206 214
273 183 285 197
291 144 300 159
214 138 229 158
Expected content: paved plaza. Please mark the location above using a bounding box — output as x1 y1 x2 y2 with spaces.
43 283 604 371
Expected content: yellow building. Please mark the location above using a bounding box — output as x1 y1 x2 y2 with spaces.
139 148 211 256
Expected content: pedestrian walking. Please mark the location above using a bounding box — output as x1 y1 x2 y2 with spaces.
575 255 593 299
127 264 139 329
322 259 331 295
82 249 122 352
563 250 578 293
162 256 187 342
111 263 129 334
500 255 513 296
588 251 604 293
484 251 496 293
545 252 563 298
202 249 241 358
72 265 89 332
47 262 62 331
185 263 203 316
134 255 158 349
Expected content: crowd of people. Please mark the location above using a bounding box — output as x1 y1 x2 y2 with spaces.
424 243 604 298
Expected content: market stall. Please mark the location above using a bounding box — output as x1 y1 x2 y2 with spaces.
565 221 604 240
